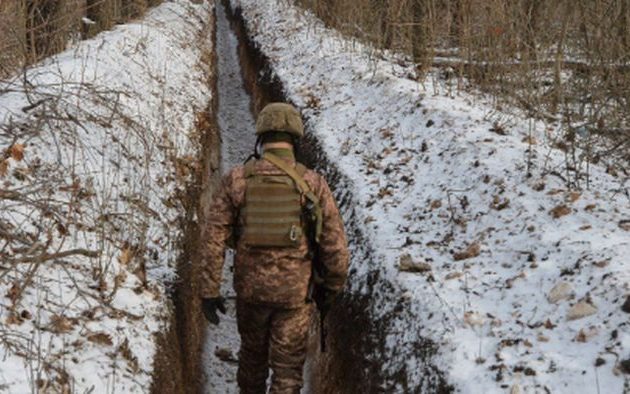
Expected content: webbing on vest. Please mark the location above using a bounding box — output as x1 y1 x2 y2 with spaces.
241 159 306 247
262 153 323 244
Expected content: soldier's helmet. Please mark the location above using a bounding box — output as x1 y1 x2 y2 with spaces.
256 103 304 139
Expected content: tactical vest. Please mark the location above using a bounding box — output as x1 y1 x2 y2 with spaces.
241 159 308 248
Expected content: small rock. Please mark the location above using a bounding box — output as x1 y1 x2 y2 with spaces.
510 384 521 394
622 296 630 313
619 220 630 231
547 282 574 304
398 254 431 273
595 357 606 367
567 301 598 321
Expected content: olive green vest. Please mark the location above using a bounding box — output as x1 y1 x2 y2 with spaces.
241 157 308 248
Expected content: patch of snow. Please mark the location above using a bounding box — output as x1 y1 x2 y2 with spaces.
0 1 212 392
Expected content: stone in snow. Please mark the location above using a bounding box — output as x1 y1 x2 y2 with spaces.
547 281 574 304
566 301 598 321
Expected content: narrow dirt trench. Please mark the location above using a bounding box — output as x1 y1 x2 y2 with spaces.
201 1 439 393
200 1 372 393
201 2 254 392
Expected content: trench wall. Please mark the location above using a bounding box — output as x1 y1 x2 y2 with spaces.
150 4 221 394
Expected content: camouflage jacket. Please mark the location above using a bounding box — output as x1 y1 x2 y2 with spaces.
200 158 349 307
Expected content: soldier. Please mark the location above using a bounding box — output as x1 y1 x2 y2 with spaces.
200 102 349 394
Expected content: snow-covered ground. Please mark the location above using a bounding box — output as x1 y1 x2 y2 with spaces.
0 1 211 392
202 2 255 392
229 0 630 392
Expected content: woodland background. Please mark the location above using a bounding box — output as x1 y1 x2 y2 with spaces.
297 0 630 177
1 0 628 177
0 0 164 77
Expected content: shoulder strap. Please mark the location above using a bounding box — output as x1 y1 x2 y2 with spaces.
296 163 307 177
244 160 257 178
262 153 323 243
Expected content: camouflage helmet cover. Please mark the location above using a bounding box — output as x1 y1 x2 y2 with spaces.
256 102 304 138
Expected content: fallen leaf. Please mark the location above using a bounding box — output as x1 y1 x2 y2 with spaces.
399 254 432 273
490 195 510 210
9 144 24 161
5 281 20 304
87 333 113 346
454 242 481 261
118 338 139 373
464 311 485 327
550 204 571 219
522 136 537 145
49 315 75 333
445 271 463 280
0 159 8 177
566 192 581 203
575 326 598 343
119 247 134 266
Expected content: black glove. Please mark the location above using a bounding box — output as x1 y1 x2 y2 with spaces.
202 297 227 325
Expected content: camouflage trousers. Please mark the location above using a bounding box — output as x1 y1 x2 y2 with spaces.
236 300 314 394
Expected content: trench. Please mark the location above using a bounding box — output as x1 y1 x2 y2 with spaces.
195 1 454 393
150 5 220 394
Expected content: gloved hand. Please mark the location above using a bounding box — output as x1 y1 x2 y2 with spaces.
202 297 226 325
314 286 339 315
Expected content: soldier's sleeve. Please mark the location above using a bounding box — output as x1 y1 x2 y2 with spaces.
199 172 236 299
316 175 349 293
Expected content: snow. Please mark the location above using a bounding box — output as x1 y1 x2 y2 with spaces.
202 3 255 391
229 0 630 392
0 1 212 392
